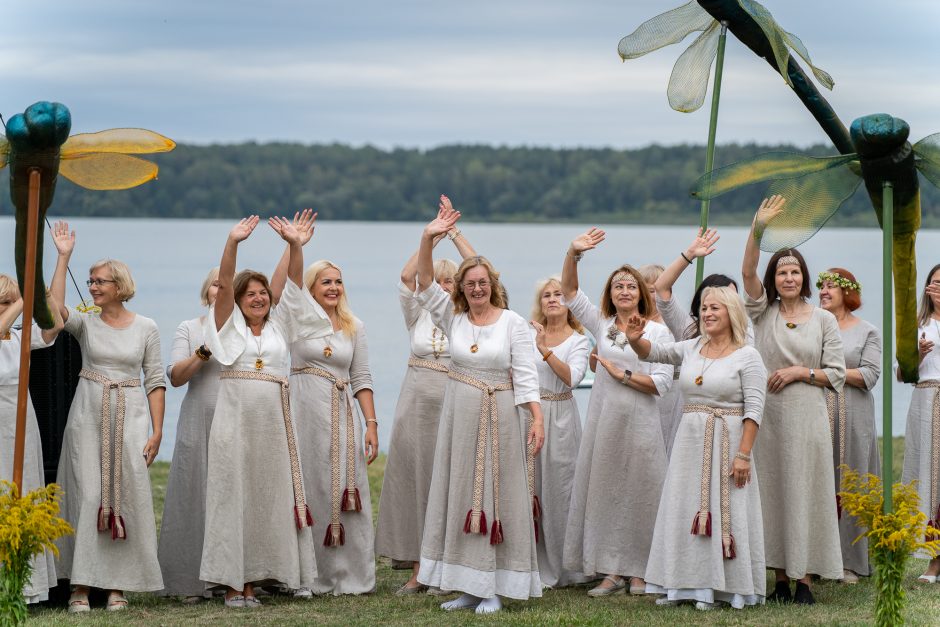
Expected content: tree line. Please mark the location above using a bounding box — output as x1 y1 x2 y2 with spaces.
2 142 937 226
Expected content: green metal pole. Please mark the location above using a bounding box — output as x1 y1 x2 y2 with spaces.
694 22 728 289
883 181 894 512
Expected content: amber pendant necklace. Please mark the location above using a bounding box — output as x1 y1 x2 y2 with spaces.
323 335 333 358
469 310 488 353
252 324 265 369
695 339 728 386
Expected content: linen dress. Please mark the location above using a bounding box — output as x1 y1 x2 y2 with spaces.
902 319 940 558
527 329 590 588
200 281 331 590
290 311 375 595
55 312 165 591
415 282 542 600
829 320 881 576
643 339 767 608
375 282 451 569
745 290 846 579
562 290 674 580
0 325 56 602
158 317 221 596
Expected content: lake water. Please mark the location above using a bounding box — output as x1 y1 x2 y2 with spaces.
2 216 936 460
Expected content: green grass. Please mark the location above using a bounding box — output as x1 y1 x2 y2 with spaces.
29 438 938 625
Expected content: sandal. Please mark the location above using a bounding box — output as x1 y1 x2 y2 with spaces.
243 596 262 608
587 575 626 597
106 592 129 611
395 582 428 596
916 574 938 584
68 593 91 614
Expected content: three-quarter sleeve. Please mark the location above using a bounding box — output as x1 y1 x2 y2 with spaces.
141 319 166 394
743 286 769 323
415 281 454 335
166 320 194 379
656 294 694 341
857 326 883 391
565 289 606 339
272 280 333 344
644 322 675 396
819 311 847 394
508 313 540 406
739 347 768 425
349 321 374 396
398 281 422 331
29 323 54 350
566 333 592 388
64 310 87 340
646 337 695 367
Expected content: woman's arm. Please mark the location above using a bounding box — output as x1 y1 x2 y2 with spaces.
0 298 23 337
270 210 316 303
355 389 379 464
215 216 259 330
531 321 573 387
438 196 477 259
417 205 461 293
141 322 166 466
39 290 65 345
848 326 882 390
654 228 719 301
49 221 75 322
143 388 165 467
167 321 205 388
561 228 605 301
743 196 785 300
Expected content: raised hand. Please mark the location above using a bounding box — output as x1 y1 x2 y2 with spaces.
268 215 304 246
753 195 786 237
530 320 547 354
685 227 720 260
292 208 318 245
624 314 647 343
570 227 606 254
51 221 75 256
424 199 460 239
439 194 456 214
229 216 260 243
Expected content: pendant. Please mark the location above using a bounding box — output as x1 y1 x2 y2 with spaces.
470 343 479 353
694 375 704 386
0 331 10 341
255 358 264 370
785 322 797 329
323 346 333 358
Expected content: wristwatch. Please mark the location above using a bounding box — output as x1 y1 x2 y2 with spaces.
809 368 816 385
195 345 212 361
622 369 633 384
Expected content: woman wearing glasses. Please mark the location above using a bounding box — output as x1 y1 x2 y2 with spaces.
414 204 544 614
49 221 167 613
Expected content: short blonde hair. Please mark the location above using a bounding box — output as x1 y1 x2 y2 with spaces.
200 267 220 307
698 286 748 348
530 277 584 334
304 260 357 336
89 259 135 302
452 256 507 314
0 274 20 302
434 259 458 284
638 264 665 286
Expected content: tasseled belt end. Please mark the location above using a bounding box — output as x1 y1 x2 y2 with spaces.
97 505 111 532
532 495 542 519
690 511 712 537
464 509 487 535
295 505 315 530
341 487 363 512
722 533 736 560
534 519 540 544
110 513 127 541
489 519 504 545
323 522 345 547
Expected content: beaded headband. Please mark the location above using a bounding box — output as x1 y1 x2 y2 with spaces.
775 255 800 269
611 272 638 285
816 271 861 293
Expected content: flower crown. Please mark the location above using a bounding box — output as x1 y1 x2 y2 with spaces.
816 271 861 293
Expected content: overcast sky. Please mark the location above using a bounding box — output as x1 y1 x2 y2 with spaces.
2 0 937 149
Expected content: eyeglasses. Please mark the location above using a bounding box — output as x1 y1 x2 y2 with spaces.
86 279 117 287
462 280 490 290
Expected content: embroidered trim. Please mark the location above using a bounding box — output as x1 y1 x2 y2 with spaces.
408 356 450 373
826 389 847 518
539 390 573 401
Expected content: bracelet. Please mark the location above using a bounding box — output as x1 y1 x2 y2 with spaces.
621 369 632 385
365 418 378 425
680 252 694 265
195 345 212 361
447 229 461 241
542 350 554 362
735 452 751 462
569 250 584 262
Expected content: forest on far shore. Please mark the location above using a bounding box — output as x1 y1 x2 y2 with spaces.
3 142 937 227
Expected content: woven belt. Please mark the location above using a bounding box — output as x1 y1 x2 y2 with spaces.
408 356 449 373
448 368 513 545
220 370 313 530
683 403 744 560
292 365 360 547
826 389 847 518
916 380 940 534
539 390 573 402
80 368 140 541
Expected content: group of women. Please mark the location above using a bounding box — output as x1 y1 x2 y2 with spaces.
2 193 939 614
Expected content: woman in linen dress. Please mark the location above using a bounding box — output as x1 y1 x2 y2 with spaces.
49 222 166 612
414 205 545 615
632 286 767 610
817 268 881 583
902 262 940 582
200 215 332 607
158 267 222 602
741 195 846 605
0 275 64 604
376 196 479 595
560 228 674 597
527 277 590 588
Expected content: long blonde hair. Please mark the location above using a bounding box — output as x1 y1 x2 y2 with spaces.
200 267 220 307
918 263 940 327
451 256 507 314
698 286 748 348
304 260 357 336
530 277 583 334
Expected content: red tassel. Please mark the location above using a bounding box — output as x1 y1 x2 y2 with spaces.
723 534 736 560
836 494 842 520
295 505 315 529
690 511 711 537
323 522 345 546
464 510 487 535
341 488 363 512
489 519 504 545
534 519 540 544
110 514 127 541
532 495 542 519
97 505 110 532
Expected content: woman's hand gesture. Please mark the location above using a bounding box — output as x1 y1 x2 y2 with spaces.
530 320 548 355
229 216 260 242
51 221 75 257
268 216 304 246
919 332 934 358
685 227 720 260
424 200 460 239
753 195 786 237
595 355 625 382
292 208 318 245
570 227 605 254
624 314 646 343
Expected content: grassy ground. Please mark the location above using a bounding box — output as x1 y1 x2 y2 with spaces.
30 437 940 625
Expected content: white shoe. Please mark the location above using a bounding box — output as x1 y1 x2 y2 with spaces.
475 596 502 614
655 597 680 606
441 593 481 611
695 601 717 611
293 587 313 598
916 574 938 584
841 570 859 584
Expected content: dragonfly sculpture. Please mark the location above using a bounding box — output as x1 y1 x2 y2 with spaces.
2 101 175 328
618 0 851 153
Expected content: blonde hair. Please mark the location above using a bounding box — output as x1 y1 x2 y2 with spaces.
434 259 458 284
918 263 940 327
304 260 357 336
638 264 665 285
698 286 748 348
89 259 135 302
0 274 20 302
599 264 652 318
530 277 584 334
452 256 507 314
200 267 220 307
